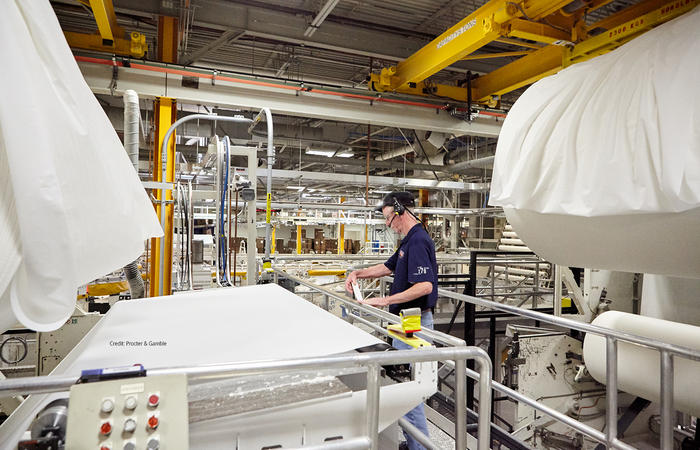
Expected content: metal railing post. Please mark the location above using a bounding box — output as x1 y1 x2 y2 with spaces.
605 337 618 448
660 351 674 450
455 357 468 450
365 362 381 450
475 352 492 450
554 264 562 316
323 294 329 311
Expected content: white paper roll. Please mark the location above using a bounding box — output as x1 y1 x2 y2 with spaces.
583 311 700 417
505 207 700 279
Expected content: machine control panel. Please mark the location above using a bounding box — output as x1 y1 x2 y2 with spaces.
65 374 188 450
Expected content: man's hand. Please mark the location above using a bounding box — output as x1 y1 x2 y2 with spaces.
358 296 391 307
345 271 359 293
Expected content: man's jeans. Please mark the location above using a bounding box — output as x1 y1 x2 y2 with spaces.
392 310 434 450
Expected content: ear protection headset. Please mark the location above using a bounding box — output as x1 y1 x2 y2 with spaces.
392 196 405 216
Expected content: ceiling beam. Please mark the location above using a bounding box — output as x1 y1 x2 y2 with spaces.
304 0 341 37
257 168 490 192
179 29 246 66
78 58 503 137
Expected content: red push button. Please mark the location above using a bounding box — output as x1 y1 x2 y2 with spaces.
148 394 160 407
147 415 159 429
100 422 112 435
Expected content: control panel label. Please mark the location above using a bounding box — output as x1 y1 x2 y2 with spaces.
120 383 145 394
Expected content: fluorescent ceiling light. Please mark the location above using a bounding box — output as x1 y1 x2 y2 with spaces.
306 149 354 158
306 149 334 157
286 186 304 190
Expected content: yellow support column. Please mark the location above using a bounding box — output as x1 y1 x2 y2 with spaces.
296 223 302 254
157 16 179 63
339 197 345 254
149 97 176 297
418 190 430 226
271 225 276 254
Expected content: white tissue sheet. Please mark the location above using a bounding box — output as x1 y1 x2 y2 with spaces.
0 285 385 449
583 311 700 417
0 0 162 332
489 7 700 277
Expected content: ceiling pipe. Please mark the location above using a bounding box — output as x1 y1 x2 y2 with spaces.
270 151 483 176
374 144 414 161
446 156 495 171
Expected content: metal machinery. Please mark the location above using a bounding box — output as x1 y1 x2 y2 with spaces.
0 284 493 450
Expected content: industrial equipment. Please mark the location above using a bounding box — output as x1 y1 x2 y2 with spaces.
0 284 440 450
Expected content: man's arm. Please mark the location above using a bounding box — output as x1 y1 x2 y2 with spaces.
358 281 433 308
344 263 392 293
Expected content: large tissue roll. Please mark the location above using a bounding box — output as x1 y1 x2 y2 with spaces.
489 8 700 278
583 311 700 417
505 208 700 279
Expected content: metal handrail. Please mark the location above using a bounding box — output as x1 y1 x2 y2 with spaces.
284 264 696 449
272 268 464 348
272 267 493 450
0 345 491 450
439 288 700 450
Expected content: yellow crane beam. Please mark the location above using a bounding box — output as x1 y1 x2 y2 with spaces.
566 0 698 65
462 50 533 61
64 31 147 58
506 18 572 44
472 44 566 102
63 0 147 58
370 0 697 105
89 0 121 43
377 0 575 90
589 0 671 30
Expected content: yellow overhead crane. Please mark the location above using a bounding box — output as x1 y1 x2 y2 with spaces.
369 0 698 106
63 0 147 58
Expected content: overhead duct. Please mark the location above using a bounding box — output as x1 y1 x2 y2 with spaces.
122 90 145 299
374 144 415 161
426 131 449 148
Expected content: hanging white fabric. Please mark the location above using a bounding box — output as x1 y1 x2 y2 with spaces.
489 7 700 278
0 0 163 332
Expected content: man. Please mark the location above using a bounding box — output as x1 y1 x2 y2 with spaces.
345 191 438 450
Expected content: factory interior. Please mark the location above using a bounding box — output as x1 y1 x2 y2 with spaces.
1 0 699 449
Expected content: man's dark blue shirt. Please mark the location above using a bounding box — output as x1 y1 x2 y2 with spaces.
384 223 438 315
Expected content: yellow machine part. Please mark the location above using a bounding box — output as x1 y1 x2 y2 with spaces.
87 281 129 297
308 269 346 276
388 326 433 349
400 313 422 333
